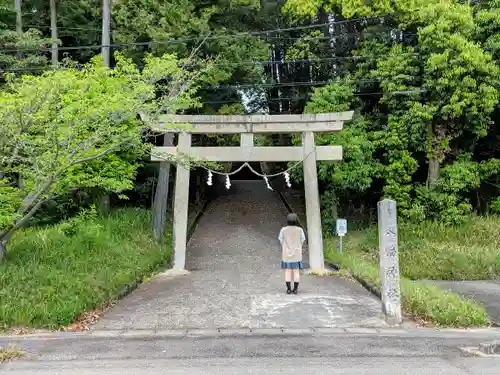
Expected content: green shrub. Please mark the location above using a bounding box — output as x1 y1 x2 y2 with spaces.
325 240 490 327
0 208 171 330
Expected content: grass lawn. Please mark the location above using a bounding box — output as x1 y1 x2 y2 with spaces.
338 216 500 280
279 189 494 326
323 216 500 327
0 208 172 330
325 242 490 327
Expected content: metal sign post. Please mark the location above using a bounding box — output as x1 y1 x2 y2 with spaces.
336 219 347 253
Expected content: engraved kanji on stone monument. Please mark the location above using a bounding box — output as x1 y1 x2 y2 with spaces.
385 244 397 258
384 228 396 238
385 265 399 279
386 287 400 300
378 199 402 325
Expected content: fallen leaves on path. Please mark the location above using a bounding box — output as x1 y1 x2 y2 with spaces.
62 301 117 332
0 347 24 362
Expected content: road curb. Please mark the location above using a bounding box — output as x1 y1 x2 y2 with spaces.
186 199 212 246
2 327 500 341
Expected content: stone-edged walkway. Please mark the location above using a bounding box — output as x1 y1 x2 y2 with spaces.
93 181 387 330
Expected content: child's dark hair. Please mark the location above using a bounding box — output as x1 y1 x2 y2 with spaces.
286 213 298 226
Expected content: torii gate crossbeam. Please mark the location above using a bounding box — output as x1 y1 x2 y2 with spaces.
151 112 353 274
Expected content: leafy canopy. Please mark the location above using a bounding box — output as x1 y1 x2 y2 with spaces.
0 52 210 250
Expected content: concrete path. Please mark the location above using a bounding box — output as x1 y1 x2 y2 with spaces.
420 280 500 325
93 181 386 330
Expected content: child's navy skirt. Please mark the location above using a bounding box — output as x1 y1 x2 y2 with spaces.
281 261 304 269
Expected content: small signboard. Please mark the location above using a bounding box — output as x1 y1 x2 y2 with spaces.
336 219 347 237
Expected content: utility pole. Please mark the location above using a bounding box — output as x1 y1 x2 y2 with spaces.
50 0 58 65
101 0 111 67
98 0 112 213
14 0 22 59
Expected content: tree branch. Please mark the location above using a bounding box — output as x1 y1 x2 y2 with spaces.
17 176 55 216
68 140 128 166
0 196 48 243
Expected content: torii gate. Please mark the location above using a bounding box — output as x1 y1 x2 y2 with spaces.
151 112 353 273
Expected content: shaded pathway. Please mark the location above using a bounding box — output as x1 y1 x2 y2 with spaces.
94 181 386 330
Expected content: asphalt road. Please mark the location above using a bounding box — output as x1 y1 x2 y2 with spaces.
2 331 500 374
4 357 500 375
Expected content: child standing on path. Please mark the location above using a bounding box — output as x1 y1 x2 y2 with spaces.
278 213 306 294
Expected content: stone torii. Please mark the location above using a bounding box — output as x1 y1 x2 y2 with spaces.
151 112 353 274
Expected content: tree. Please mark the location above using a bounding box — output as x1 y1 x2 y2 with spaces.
0 52 212 261
288 81 379 230
283 0 500 222
0 0 54 74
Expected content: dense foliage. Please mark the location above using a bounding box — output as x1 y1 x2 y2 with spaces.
0 50 212 259
283 0 500 228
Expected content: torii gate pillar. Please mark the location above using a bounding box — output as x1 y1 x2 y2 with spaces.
302 131 324 270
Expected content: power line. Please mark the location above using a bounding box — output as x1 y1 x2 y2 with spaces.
0 66 415 89
201 96 311 105
200 88 426 105
24 24 101 31
0 27 494 56
256 31 419 41
200 91 386 105
201 79 384 90
0 14 398 54
0 52 423 73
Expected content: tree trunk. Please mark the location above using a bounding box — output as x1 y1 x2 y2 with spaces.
152 133 173 241
98 193 111 213
332 196 339 220
50 0 58 66
426 123 448 190
224 162 232 173
0 240 6 262
260 162 269 174
15 0 22 33
195 172 202 205
426 156 441 190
